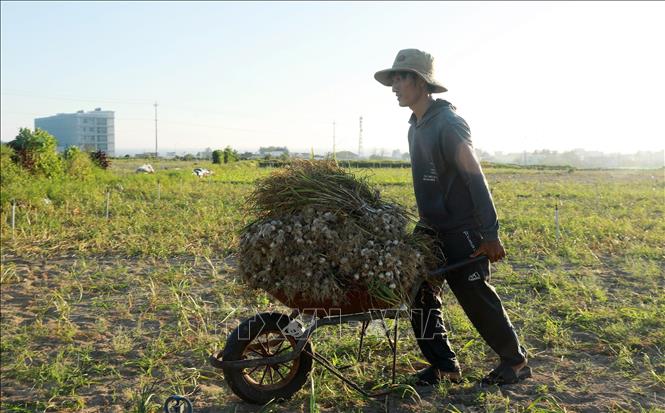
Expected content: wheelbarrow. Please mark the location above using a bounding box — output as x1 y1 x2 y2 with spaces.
209 256 488 404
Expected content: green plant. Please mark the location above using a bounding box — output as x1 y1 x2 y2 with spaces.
212 149 223 164
63 146 96 179
0 144 26 183
90 150 111 169
7 127 63 177
223 146 238 163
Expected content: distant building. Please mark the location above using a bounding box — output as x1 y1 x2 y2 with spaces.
34 108 115 156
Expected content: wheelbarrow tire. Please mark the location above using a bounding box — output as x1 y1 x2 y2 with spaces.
222 312 312 404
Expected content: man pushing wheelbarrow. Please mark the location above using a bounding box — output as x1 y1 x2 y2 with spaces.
211 50 531 406
374 48 531 386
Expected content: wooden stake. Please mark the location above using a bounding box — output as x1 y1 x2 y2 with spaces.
105 191 110 219
555 203 560 241
11 200 16 236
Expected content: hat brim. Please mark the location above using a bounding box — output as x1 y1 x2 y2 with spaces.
374 68 447 93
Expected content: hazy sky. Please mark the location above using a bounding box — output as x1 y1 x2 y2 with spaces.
2 1 664 155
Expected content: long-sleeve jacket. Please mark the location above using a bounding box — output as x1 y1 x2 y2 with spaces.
408 99 499 241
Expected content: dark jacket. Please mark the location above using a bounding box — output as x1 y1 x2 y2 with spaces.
408 99 499 241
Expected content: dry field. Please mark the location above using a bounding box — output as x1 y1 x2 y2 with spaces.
1 160 664 412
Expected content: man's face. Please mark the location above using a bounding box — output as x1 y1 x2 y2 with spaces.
391 72 425 107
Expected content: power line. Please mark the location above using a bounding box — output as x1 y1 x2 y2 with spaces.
154 102 159 157
332 120 336 161
358 116 363 158
1 110 292 135
1 93 368 151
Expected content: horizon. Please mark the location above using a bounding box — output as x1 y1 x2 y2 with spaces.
2 130 663 158
106 145 663 158
2 2 665 156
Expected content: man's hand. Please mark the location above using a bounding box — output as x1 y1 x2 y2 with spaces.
470 239 506 263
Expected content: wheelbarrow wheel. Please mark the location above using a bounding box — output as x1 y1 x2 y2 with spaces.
222 312 313 404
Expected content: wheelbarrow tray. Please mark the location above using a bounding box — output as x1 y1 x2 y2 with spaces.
267 287 397 314
265 255 488 314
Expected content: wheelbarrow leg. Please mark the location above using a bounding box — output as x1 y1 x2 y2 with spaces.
357 320 369 363
391 311 399 385
381 317 396 353
304 348 393 399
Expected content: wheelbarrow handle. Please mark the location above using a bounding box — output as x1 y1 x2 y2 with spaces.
428 255 489 279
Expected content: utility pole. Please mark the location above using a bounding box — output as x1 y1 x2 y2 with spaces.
358 116 363 159
154 102 159 158
332 120 336 161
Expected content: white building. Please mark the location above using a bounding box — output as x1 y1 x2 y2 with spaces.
35 108 115 155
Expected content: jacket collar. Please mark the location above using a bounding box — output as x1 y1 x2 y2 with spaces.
409 99 455 127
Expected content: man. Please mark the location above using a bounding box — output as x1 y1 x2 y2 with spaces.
374 49 531 386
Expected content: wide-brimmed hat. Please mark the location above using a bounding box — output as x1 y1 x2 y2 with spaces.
374 49 447 93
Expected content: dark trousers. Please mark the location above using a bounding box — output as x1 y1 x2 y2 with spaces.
410 229 526 371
